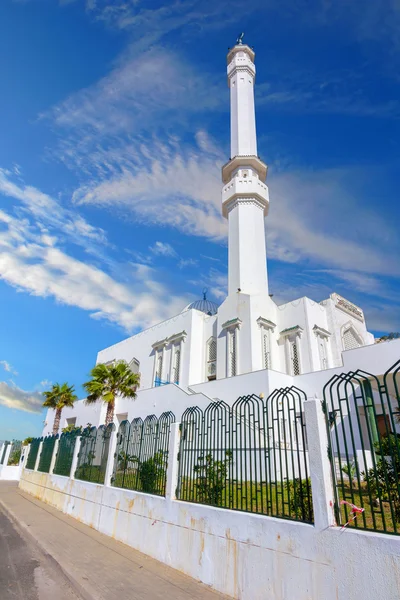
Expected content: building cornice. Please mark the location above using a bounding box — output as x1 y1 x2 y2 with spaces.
313 325 331 339
257 317 276 331
280 325 304 338
222 317 242 330
152 338 168 350
168 331 187 344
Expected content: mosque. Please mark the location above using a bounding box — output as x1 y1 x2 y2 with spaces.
43 38 381 434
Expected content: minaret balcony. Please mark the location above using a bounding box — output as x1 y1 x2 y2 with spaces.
222 155 267 184
222 177 269 217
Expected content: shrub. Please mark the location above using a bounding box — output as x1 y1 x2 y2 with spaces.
285 478 313 522
8 449 21 466
135 451 167 493
194 450 233 506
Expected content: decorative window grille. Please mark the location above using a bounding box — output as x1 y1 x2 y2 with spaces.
263 331 271 369
291 339 300 376
156 353 163 380
229 329 237 377
207 337 217 380
343 328 360 351
172 346 181 384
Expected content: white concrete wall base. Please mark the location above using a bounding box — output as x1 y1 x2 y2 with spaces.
19 470 400 600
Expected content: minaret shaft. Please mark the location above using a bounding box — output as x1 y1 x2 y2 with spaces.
230 65 257 157
222 43 269 297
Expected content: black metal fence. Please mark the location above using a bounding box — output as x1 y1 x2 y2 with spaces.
177 389 312 523
111 412 175 496
324 359 400 535
75 424 114 484
38 435 58 473
53 430 80 477
0 441 9 465
26 438 41 470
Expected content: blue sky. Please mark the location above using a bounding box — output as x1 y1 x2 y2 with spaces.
0 0 399 440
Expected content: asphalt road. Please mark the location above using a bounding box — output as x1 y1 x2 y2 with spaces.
0 504 81 600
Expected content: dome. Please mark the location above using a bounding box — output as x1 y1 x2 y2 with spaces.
184 291 219 316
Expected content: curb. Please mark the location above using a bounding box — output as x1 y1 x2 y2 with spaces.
0 495 96 600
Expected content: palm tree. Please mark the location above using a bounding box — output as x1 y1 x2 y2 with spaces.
83 361 140 426
42 383 78 435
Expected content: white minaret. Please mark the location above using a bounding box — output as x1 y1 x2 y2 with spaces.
217 36 277 379
222 39 270 296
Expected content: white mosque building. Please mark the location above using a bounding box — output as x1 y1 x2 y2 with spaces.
43 39 392 435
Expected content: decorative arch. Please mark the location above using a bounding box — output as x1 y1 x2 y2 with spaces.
341 321 364 351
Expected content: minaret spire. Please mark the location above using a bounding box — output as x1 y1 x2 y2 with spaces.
222 39 269 296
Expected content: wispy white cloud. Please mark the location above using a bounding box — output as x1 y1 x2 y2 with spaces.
0 168 108 255
0 361 18 376
72 133 226 240
44 48 223 139
0 381 43 414
0 171 189 333
149 241 177 258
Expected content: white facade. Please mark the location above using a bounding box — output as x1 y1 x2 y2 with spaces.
43 40 376 435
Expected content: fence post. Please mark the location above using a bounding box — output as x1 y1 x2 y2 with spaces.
3 443 12 467
34 441 43 471
304 397 336 531
21 443 30 470
70 436 81 480
104 427 118 487
165 422 181 500
49 439 59 475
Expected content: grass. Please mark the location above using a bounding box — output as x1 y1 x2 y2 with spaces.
75 464 105 485
111 468 166 496
337 482 399 534
178 478 314 523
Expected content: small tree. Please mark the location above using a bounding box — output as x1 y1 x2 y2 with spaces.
194 451 233 506
135 452 167 493
42 383 78 435
83 361 140 426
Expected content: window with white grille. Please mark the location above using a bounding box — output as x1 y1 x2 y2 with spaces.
172 346 181 384
206 337 217 380
229 329 237 377
318 338 328 370
343 328 361 351
291 339 300 376
156 353 163 380
263 331 271 369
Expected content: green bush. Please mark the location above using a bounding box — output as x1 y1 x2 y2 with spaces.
136 452 167 493
194 451 233 506
285 478 313 521
8 449 21 466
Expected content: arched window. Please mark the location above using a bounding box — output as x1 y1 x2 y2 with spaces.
342 325 363 351
206 337 217 381
172 346 181 384
290 338 300 376
263 331 271 369
318 338 328 370
156 354 163 379
229 329 237 377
